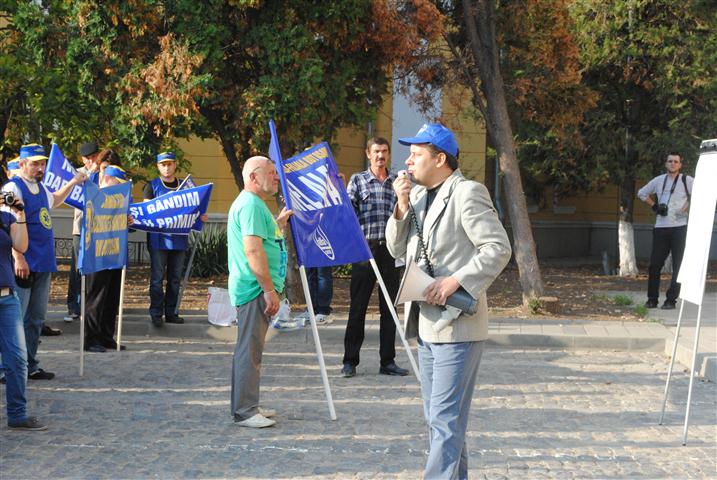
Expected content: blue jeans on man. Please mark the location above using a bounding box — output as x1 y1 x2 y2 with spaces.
149 249 186 320
0 292 28 422
16 271 52 375
417 339 484 480
306 266 333 315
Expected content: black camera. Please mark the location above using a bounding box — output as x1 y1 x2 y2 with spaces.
653 203 668 216
1 191 24 211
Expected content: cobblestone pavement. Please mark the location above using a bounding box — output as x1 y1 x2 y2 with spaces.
1 326 715 479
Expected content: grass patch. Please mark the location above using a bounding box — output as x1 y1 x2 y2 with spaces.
634 304 648 318
527 297 543 315
590 293 610 303
613 294 634 306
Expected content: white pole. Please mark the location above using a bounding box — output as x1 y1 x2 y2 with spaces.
659 298 686 424
369 259 420 381
116 267 127 351
299 265 337 421
682 301 704 446
79 275 85 377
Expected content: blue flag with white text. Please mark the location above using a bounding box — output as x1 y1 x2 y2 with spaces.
129 183 212 234
44 143 84 209
269 120 372 268
79 181 131 275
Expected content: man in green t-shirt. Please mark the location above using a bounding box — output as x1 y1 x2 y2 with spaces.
228 155 292 428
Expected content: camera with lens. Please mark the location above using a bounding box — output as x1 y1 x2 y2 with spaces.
653 203 668 216
1 191 24 211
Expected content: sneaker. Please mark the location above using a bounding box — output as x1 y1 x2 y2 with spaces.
259 407 276 418
293 310 311 323
234 413 276 428
8 416 47 431
64 313 80 323
28 369 55 380
314 313 334 325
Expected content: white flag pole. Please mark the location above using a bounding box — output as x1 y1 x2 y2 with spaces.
79 275 86 377
682 301 705 446
369 259 421 381
299 265 337 421
659 299 686 425
116 267 127 351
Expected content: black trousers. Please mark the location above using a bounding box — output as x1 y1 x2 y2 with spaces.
648 226 687 303
85 268 122 346
343 242 400 368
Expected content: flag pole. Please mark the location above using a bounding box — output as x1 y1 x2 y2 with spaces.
116 266 127 351
175 232 197 316
370 259 420 381
79 275 86 377
299 265 337 420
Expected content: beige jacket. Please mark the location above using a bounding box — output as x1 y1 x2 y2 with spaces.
386 170 511 343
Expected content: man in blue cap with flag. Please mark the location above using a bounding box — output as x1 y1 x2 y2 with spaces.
2 144 87 380
143 151 192 327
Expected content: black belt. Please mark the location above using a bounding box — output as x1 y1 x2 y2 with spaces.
367 239 386 248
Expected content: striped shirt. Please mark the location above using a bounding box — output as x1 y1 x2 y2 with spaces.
347 169 397 241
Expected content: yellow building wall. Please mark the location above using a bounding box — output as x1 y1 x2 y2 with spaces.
441 87 488 184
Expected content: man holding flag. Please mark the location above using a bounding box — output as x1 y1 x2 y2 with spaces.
2 144 87 380
228 156 292 428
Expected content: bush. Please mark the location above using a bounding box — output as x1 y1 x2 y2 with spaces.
188 227 228 278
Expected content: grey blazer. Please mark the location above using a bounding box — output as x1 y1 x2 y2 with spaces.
386 170 511 343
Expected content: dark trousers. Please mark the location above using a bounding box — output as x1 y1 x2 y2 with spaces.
343 243 399 368
67 235 81 315
149 249 186 318
306 266 333 315
648 226 687 303
85 268 122 346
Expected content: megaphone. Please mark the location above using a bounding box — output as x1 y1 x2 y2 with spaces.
395 260 478 315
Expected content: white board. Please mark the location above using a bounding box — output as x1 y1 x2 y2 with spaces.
677 141 717 305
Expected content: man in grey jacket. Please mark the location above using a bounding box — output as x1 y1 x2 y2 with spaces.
386 124 511 480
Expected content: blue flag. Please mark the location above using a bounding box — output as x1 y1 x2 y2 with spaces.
129 183 213 234
269 120 372 268
79 181 132 275
43 143 84 209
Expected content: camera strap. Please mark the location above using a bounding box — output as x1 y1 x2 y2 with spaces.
660 174 680 205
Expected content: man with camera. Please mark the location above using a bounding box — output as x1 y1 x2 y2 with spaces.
637 152 694 310
2 144 87 380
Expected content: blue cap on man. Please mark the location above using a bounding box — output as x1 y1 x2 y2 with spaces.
103 165 127 181
7 159 20 171
398 123 459 158
19 143 48 162
156 151 176 163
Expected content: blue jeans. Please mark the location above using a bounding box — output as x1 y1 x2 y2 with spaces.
0 292 28 422
418 339 484 480
149 249 186 318
16 271 51 374
306 266 333 315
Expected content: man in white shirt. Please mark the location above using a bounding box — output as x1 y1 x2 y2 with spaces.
637 152 694 309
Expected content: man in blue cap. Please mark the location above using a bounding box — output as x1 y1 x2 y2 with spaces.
387 124 511 479
143 151 194 327
2 144 87 380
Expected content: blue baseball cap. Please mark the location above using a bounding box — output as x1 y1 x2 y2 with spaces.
398 124 459 158
19 143 48 162
156 151 176 163
103 165 127 181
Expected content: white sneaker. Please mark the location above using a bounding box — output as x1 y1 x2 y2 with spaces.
293 310 311 322
259 407 276 418
314 314 334 325
64 313 79 323
235 413 276 428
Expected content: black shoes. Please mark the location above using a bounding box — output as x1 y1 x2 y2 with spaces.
379 363 409 376
661 301 676 310
102 340 127 351
8 416 47 431
151 315 164 327
341 363 356 378
165 315 185 324
645 300 658 309
41 325 62 336
28 369 54 380
84 343 107 353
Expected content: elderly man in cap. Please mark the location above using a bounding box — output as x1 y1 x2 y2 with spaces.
65 142 102 323
2 144 86 380
143 151 205 327
387 124 511 479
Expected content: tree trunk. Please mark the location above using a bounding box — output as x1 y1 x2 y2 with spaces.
618 174 638 276
199 106 244 189
462 0 544 302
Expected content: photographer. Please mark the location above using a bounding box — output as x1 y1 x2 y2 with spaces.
637 152 694 309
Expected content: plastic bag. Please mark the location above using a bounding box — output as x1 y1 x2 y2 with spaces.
207 287 236 326
270 299 303 331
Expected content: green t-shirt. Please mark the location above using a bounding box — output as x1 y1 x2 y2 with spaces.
227 191 287 306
